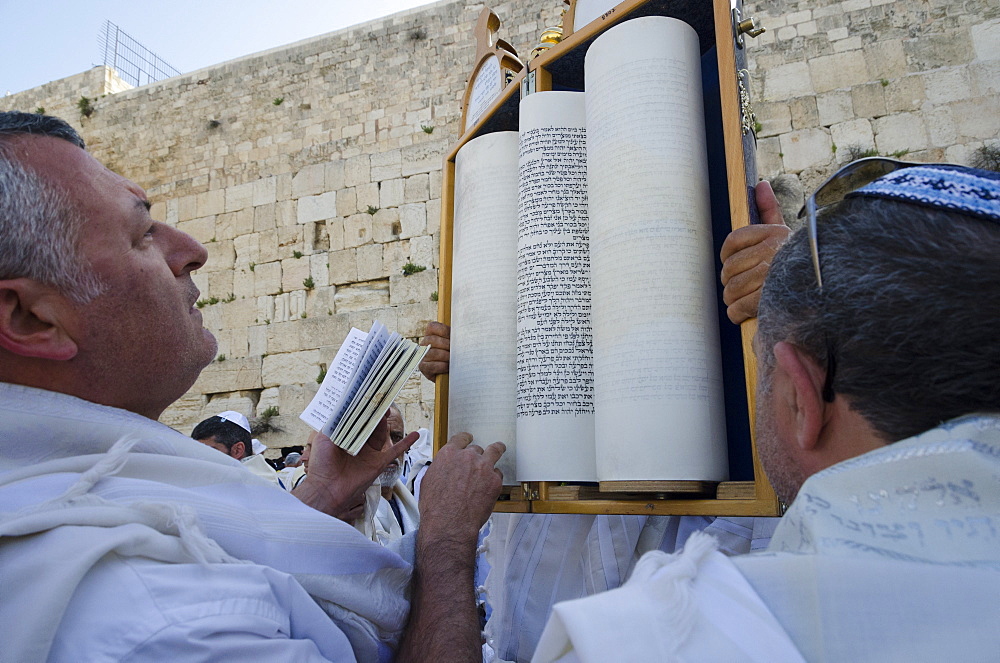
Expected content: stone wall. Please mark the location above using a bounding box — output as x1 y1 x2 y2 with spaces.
744 0 1000 216
1 0 993 453
0 0 562 454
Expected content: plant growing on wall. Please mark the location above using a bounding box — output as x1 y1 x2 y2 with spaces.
77 96 95 118
421 125 434 134
366 205 379 215
402 262 426 276
273 97 284 105
303 276 315 289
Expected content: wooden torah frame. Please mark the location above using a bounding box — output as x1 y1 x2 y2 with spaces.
459 7 525 134
436 0 781 517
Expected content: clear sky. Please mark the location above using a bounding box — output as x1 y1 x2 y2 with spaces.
2 0 437 96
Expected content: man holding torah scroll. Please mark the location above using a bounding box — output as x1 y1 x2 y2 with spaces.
419 181 789 661
531 160 1000 662
0 111 504 663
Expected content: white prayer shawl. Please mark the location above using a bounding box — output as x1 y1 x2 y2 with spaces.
242 452 285 487
484 512 776 661
0 383 411 662
374 481 421 546
532 414 1000 662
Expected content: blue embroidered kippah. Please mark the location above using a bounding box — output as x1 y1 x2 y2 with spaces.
847 164 1000 222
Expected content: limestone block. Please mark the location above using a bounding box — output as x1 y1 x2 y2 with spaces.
292 164 326 198
971 19 1000 61
265 321 302 354
380 178 405 208
971 61 1000 94
841 0 871 10
203 394 256 423
309 254 330 288
298 191 338 223
281 255 312 292
383 240 412 275
371 149 402 181
830 118 875 155
219 298 259 330
903 33 975 70
372 208 402 243
873 112 929 153
208 270 234 299
337 187 358 217
401 140 446 176
790 96 819 129
832 36 862 54
248 325 268 356
776 26 796 41
828 27 849 41
404 173 429 203
253 177 278 207
786 9 811 25
326 219 346 253
356 182 380 212
395 300 438 338
951 98 1000 140
228 327 249 358
175 195 196 224
809 51 870 94
347 305 397 334
276 173 292 202
779 128 833 173
159 391 207 431
255 387 280 420
886 75 925 113
258 296 275 326
851 83 887 119
399 203 427 238
345 154 372 187
165 199 179 226
863 40 907 80
402 399 433 434
817 90 853 126
254 203 276 232
178 216 216 243
357 243 385 281
390 269 438 306
425 198 441 236
277 384 318 423
409 234 436 269
226 182 254 212
344 214 373 248
922 68 974 105
150 201 166 223
193 355 263 393
234 268 255 300
202 239 236 272
261 350 321 388
335 280 390 312
219 208 255 239
275 200 297 228
301 315 351 351
763 61 813 101
273 291 307 323
254 261 282 296
197 189 226 217
326 160 346 191
305 286 338 319
329 248 359 285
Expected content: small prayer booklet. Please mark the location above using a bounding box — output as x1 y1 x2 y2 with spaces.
300 321 429 455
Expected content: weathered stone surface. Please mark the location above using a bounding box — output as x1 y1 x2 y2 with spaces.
810 51 870 94
335 280 390 312
971 19 1000 61
873 112 929 153
831 118 874 155
292 164 326 198
261 350 321 388
380 178 405 208
194 356 264 393
779 128 834 173
298 191 337 223
390 269 438 306
763 61 813 101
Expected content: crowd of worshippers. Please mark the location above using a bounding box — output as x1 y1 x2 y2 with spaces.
1 109 998 662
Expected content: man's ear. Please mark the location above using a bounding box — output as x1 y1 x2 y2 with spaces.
772 341 827 452
0 279 79 360
230 441 246 460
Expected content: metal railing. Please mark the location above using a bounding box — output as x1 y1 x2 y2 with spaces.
98 20 182 87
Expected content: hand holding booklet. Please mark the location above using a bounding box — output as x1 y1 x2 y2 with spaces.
300 321 429 455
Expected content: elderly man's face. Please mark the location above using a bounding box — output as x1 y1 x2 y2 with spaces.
378 408 406 486
17 135 217 418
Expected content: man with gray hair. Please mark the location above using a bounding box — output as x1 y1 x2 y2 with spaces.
532 159 1000 661
0 111 505 662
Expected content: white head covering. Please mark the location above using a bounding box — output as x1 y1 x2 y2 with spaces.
251 439 266 455
216 411 251 433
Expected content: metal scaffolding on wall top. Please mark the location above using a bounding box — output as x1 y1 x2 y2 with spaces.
99 20 182 87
